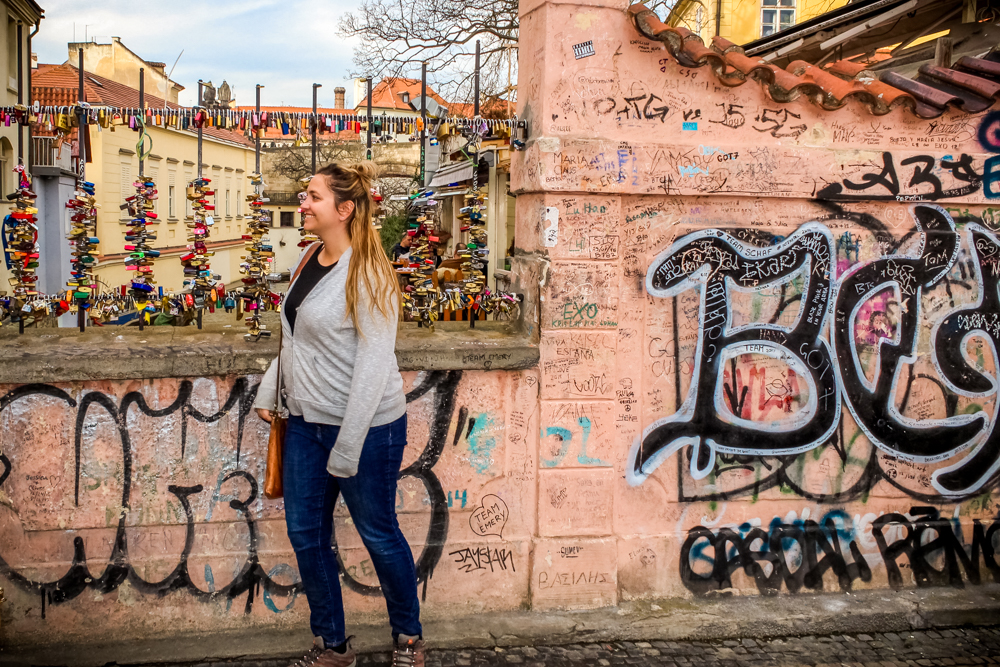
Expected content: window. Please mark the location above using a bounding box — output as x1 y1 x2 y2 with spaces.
226 189 231 218
120 159 132 219
280 211 295 227
7 18 17 90
185 168 193 217
695 5 704 34
236 189 242 216
761 0 795 37
148 167 159 214
168 185 175 218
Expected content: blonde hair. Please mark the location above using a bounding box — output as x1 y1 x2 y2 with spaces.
316 161 400 331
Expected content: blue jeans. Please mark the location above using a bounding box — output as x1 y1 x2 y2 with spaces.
283 413 421 645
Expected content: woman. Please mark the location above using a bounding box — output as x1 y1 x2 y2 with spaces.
255 162 424 667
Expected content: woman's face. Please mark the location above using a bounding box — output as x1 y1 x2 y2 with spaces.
300 175 354 234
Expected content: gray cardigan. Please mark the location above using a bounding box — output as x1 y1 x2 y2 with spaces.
254 244 406 477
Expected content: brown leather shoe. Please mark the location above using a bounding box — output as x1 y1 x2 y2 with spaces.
392 634 426 667
289 637 357 667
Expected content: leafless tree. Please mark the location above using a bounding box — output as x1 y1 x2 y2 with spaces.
266 141 415 219
339 0 679 109
268 141 362 186
339 0 519 107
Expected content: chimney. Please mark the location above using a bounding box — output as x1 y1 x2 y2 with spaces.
334 87 345 109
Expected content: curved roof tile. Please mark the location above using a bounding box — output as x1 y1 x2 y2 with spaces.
627 2 1000 119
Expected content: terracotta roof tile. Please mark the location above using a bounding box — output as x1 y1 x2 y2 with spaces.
33 63 254 148
356 77 448 111
956 56 1000 79
627 2 1000 119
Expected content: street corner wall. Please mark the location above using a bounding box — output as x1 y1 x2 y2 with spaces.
511 0 1000 606
0 369 538 646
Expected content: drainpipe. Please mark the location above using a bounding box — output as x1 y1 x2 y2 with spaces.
28 19 40 170
716 0 722 36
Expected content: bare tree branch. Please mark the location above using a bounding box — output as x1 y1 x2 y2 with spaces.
340 0 680 108
339 0 520 107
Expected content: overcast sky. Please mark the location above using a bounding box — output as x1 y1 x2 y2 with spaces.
33 0 364 108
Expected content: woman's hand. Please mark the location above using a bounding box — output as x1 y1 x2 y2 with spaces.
256 408 273 423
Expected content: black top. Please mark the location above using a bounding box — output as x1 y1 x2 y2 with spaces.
285 246 337 335
391 243 411 261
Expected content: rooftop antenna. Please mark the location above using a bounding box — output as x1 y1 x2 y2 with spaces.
167 49 183 82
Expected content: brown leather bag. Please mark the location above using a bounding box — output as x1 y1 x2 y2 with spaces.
263 242 322 500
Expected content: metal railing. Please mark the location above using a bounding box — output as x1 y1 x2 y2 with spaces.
32 137 56 166
265 191 301 206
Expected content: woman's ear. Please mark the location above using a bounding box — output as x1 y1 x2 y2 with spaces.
337 199 356 222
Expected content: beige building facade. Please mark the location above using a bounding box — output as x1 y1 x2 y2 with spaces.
93 124 255 292
69 37 182 104
0 0 42 293
32 60 255 294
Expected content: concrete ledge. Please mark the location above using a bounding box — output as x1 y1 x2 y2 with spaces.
5 586 999 666
0 318 538 383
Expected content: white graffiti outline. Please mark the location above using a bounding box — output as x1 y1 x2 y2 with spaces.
831 205 984 468
928 223 1000 495
628 222 840 486
712 342 818 434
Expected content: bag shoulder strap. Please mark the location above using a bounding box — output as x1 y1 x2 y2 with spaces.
291 242 322 287
275 242 323 412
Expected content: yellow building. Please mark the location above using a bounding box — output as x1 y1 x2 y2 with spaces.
0 0 43 292
71 37 183 105
33 62 255 293
668 0 847 45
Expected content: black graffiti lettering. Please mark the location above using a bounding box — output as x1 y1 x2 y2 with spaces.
846 152 900 197
900 155 943 198
835 206 986 463
642 94 669 122
818 153 982 201
933 225 1000 493
679 517 871 596
635 224 838 482
708 103 745 129
635 205 1000 499
1 371 465 615
593 97 616 115
617 95 645 121
614 93 669 123
941 153 980 183
872 508 1000 590
449 546 516 574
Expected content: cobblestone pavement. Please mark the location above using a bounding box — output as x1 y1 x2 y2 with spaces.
136 626 1000 667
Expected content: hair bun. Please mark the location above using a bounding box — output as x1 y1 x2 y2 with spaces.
344 161 379 189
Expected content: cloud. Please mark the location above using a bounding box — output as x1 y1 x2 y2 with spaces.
33 0 365 107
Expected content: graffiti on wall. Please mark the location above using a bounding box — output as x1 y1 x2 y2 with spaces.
629 204 1000 499
0 370 465 617
681 506 1000 595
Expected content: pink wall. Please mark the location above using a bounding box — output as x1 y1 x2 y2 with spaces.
0 371 538 645
510 0 1000 605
